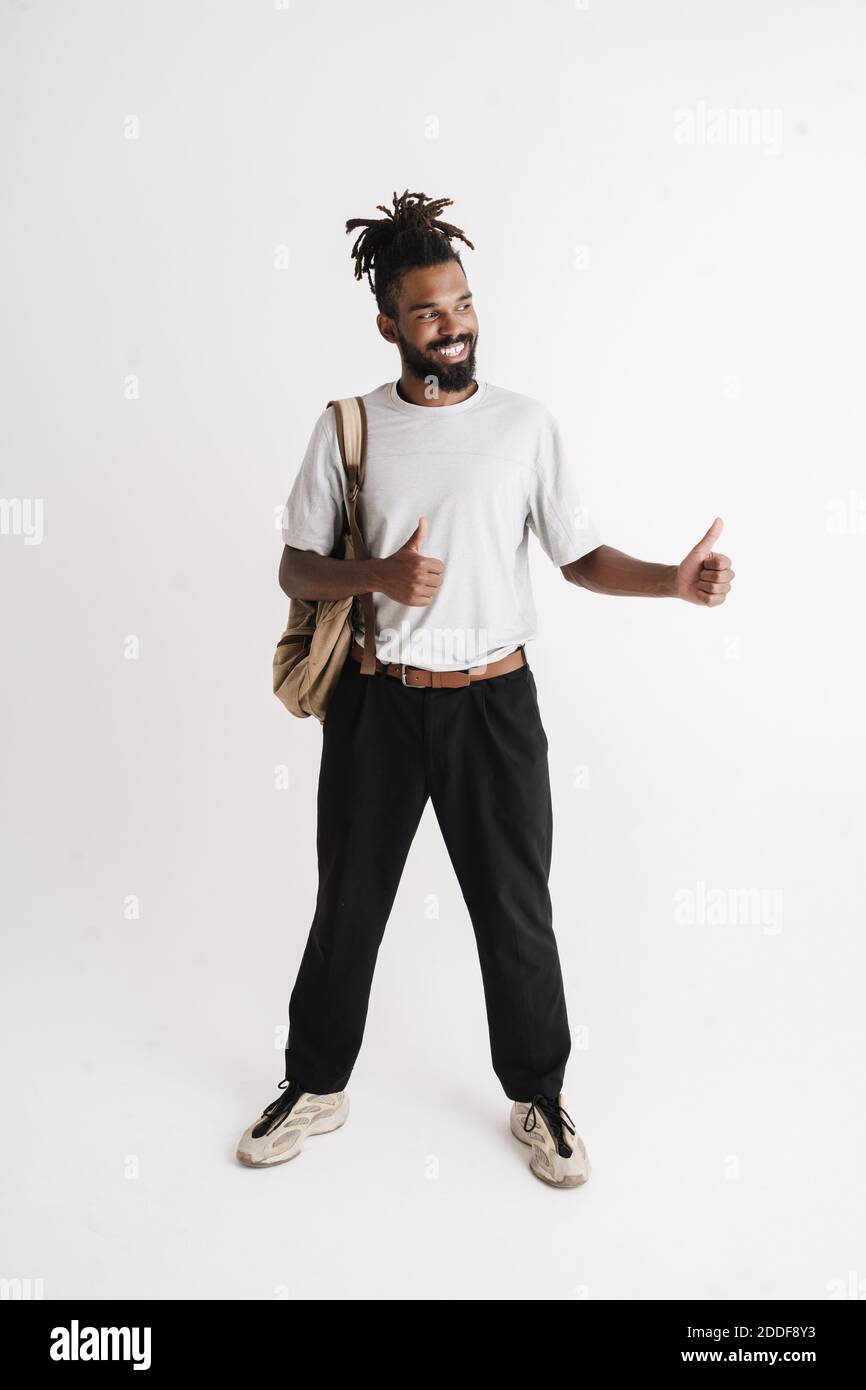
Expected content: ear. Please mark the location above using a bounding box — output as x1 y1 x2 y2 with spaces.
376 312 397 345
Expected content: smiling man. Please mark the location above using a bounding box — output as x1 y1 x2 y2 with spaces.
236 190 735 1187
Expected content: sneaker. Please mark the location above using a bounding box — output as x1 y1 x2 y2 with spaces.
236 1071 349 1168
510 1092 590 1188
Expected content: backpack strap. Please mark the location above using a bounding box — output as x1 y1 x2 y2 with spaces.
326 396 377 676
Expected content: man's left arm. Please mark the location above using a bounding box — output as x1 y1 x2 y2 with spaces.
562 516 736 607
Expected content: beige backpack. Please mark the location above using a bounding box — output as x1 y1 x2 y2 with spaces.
272 396 377 722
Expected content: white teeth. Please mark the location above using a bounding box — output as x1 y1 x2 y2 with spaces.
437 342 466 357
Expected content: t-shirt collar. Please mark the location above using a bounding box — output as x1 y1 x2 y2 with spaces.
386 379 487 415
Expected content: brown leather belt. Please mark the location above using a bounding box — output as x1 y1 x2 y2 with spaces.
351 641 526 688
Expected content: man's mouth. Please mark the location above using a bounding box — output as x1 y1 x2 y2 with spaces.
432 339 470 363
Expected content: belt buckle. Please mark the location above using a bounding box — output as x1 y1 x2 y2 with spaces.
400 663 410 686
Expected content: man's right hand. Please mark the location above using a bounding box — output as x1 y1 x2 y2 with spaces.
372 517 444 606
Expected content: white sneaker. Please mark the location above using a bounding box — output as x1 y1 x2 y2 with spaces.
510 1093 590 1188
236 1074 349 1168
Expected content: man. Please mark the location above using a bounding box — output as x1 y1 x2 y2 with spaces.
236 190 735 1187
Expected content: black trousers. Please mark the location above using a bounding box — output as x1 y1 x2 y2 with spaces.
283 648 571 1102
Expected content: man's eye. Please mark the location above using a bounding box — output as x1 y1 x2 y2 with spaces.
420 304 471 319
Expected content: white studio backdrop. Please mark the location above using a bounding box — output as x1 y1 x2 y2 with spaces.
2 0 865 1301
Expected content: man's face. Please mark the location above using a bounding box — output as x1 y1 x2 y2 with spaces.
377 260 479 393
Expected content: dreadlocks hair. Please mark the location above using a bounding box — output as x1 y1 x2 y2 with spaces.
345 189 475 320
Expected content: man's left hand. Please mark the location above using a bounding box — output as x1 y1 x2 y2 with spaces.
676 517 735 606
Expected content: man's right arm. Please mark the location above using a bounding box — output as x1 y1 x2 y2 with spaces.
279 545 383 601
278 516 444 606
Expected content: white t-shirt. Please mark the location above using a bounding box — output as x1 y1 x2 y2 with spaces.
280 379 602 671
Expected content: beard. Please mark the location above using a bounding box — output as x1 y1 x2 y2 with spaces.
396 327 479 394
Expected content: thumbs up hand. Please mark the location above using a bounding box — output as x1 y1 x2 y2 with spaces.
403 516 428 554
675 517 736 606
373 516 445 606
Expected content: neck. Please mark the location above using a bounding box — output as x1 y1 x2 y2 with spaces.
396 374 478 408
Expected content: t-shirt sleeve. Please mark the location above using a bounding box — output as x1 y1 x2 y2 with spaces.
280 409 346 556
527 411 603 566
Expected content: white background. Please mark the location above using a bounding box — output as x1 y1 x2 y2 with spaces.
2 0 865 1301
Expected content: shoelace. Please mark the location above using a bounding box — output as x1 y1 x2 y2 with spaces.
252 1073 302 1138
523 1093 576 1157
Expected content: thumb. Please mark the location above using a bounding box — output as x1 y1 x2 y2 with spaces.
690 516 723 557
403 516 427 552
